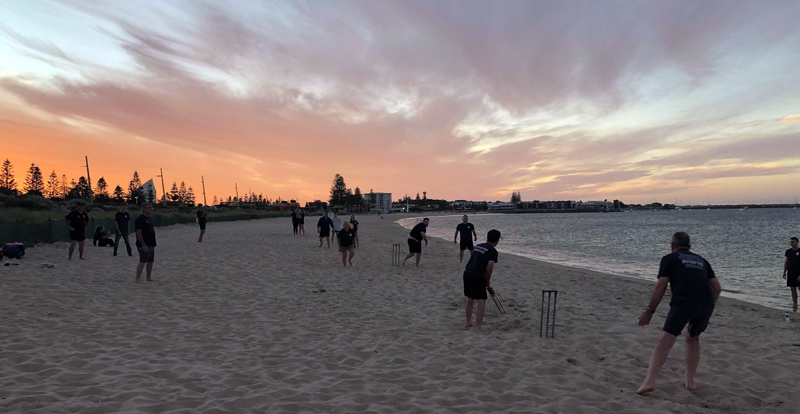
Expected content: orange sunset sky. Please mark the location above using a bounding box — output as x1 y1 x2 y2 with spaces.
2 1 800 205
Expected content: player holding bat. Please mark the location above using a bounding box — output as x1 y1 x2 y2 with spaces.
462 229 501 329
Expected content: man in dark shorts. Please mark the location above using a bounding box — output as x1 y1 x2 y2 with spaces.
783 237 800 312
197 204 208 242
402 218 429 267
65 202 90 260
463 229 501 329
135 202 157 283
337 221 356 266
636 232 722 394
454 215 477 263
291 209 299 235
114 204 132 256
317 211 334 249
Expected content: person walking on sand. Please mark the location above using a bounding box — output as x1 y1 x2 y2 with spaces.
317 211 334 248
636 232 721 395
783 237 800 312
454 214 477 263
65 201 90 260
135 202 157 283
297 208 305 235
337 221 356 266
114 204 132 256
402 218 429 267
197 204 208 242
463 230 501 329
349 215 360 248
291 208 299 235
331 211 342 242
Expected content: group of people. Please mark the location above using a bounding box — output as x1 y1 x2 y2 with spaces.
312 211 360 266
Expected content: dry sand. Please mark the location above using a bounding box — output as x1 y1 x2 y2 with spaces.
1 214 799 413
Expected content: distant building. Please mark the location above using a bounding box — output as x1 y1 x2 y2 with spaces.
367 190 392 213
487 201 515 211
140 179 157 204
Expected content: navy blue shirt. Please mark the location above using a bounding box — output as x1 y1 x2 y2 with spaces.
135 214 157 247
786 248 800 272
409 222 427 242
66 211 89 231
465 243 499 276
657 249 716 306
350 220 359 233
115 211 130 233
456 222 475 240
317 216 333 231
338 228 355 246
197 209 207 224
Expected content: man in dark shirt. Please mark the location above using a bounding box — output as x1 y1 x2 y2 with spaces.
783 237 800 312
463 229 501 329
65 202 90 260
197 204 208 242
114 204 132 256
291 209 298 235
135 202 157 282
454 215 477 263
317 211 334 249
349 215 359 248
402 218 429 267
337 221 356 266
637 232 722 395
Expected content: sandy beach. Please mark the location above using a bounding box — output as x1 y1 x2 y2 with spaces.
1 214 798 414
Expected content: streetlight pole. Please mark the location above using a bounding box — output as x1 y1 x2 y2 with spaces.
157 168 167 207
201 175 207 206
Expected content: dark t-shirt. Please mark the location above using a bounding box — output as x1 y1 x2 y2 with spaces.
135 214 157 247
456 222 475 240
786 248 800 272
465 243 499 276
65 211 89 232
409 222 427 241
197 209 207 224
297 213 304 224
657 249 716 306
338 229 355 246
350 220 359 232
317 217 333 231
291 212 297 224
115 212 130 233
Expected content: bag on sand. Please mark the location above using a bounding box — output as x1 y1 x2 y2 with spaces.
2 244 25 259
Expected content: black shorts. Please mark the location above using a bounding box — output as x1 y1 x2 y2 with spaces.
460 238 474 251
199 221 207 230
69 230 86 242
320 229 330 238
463 271 488 300
137 246 155 263
663 303 714 337
788 271 800 287
408 239 422 254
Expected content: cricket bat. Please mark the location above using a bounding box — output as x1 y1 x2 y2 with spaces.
486 286 506 315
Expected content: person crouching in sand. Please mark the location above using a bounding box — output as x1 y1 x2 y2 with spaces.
337 221 356 266
636 232 721 394
463 229 501 329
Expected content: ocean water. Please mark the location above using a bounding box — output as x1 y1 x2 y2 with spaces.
399 208 800 310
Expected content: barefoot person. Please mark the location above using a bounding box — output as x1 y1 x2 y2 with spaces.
331 211 342 242
636 232 722 394
197 204 208 242
317 211 334 248
65 202 89 260
464 229 501 329
337 221 356 266
297 208 305 235
402 218 429 267
454 215 477 263
783 237 800 312
349 215 359 248
291 208 299 235
135 202 157 283
113 204 132 256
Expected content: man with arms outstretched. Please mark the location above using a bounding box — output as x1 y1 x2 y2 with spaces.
454 215 477 263
637 232 721 394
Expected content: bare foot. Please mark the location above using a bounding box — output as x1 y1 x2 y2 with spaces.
135 279 142 283
146 279 155 282
79 258 85 260
636 383 656 395
465 323 472 329
684 382 696 391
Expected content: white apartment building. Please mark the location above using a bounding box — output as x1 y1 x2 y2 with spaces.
367 190 392 213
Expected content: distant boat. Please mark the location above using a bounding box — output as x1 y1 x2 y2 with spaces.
707 207 711 210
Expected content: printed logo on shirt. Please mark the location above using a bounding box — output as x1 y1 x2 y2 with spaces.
473 245 489 255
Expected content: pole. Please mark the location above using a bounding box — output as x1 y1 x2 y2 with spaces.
83 156 93 201
235 183 239 208
157 168 167 206
201 176 207 206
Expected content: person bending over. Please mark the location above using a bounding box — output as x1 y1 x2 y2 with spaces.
402 218 429 267
463 230 501 329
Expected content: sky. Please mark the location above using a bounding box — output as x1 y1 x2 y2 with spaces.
1 0 800 205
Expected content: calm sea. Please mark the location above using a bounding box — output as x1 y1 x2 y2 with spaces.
399 208 800 310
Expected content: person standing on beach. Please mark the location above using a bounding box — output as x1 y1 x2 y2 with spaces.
463 229 501 329
783 237 800 312
317 211 334 248
65 202 90 260
297 208 305 235
113 204 132 256
337 221 356 266
636 232 721 394
135 202 157 283
291 209 299 235
331 211 342 242
402 218 429 266
454 215 477 263
197 204 208 242
349 215 359 248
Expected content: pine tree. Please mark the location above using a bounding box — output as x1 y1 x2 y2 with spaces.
329 174 348 206
113 185 125 202
168 182 180 204
45 170 60 199
95 177 109 199
510 191 521 203
0 159 17 195
24 163 45 196
146 187 156 204
67 176 92 200
186 187 196 206
212 195 218 206
354 187 363 205
178 181 188 204
127 171 144 204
